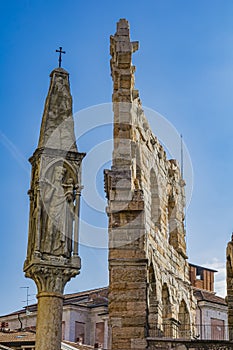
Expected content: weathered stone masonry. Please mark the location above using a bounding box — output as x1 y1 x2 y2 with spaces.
104 19 196 350
24 67 85 350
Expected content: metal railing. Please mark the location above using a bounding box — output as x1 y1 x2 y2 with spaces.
149 323 229 341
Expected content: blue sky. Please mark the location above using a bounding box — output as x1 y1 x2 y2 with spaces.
1 0 233 314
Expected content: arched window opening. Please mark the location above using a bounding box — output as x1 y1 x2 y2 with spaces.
148 265 158 337
150 169 160 229
168 190 177 244
178 300 191 339
162 284 172 337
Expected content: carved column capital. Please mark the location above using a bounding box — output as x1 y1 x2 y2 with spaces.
25 263 80 295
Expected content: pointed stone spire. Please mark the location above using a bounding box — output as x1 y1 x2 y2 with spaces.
38 67 77 152
24 67 85 350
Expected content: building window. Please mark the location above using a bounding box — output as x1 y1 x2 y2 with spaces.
211 318 225 340
95 322 104 346
75 321 85 344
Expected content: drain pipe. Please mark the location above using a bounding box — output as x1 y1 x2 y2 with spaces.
197 303 203 339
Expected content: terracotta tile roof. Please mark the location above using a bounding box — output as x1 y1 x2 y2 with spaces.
0 306 37 318
64 287 108 301
0 333 94 349
0 287 109 318
0 330 35 343
193 289 227 306
64 287 108 308
62 340 93 349
189 262 217 273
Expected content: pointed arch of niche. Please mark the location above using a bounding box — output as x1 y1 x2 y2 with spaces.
178 299 191 339
150 168 161 231
148 264 159 337
161 283 172 337
41 158 78 184
167 184 187 258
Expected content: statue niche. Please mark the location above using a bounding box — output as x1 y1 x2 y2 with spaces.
40 164 76 258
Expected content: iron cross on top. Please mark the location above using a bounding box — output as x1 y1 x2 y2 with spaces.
56 47 66 68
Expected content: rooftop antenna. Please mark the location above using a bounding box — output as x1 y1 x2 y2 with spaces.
20 286 34 328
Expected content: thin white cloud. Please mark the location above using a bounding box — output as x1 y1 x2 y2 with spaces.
0 130 29 172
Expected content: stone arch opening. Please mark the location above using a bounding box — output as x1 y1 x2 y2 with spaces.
178 299 191 339
148 264 158 336
168 189 178 248
162 283 172 337
150 169 161 230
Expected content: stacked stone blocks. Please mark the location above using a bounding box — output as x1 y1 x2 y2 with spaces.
105 19 196 350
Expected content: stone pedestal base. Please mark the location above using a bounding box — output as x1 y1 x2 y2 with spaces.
24 257 80 350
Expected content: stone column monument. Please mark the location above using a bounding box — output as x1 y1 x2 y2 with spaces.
24 66 85 350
